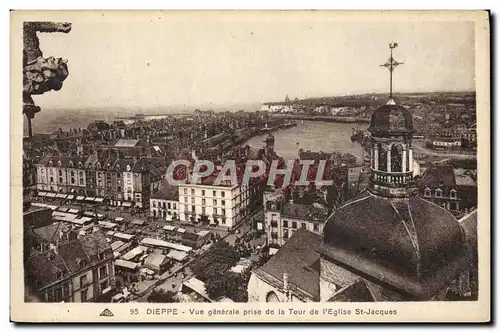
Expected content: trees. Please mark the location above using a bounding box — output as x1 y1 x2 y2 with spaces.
192 241 240 282
147 289 177 303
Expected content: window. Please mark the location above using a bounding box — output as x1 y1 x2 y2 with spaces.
184 188 187 194
167 202 171 209
78 260 86 269
63 283 70 299
153 201 157 208
221 191 225 198
79 275 87 287
54 287 63 302
424 188 431 197
283 229 289 239
214 208 218 215
202 190 205 196
222 209 226 216
71 178 75 184
99 265 108 279
221 200 226 206
100 280 109 292
184 197 188 203
435 189 443 198
71 171 75 177
162 202 166 209
313 223 319 232
98 252 105 260
191 189 195 195
271 220 278 227
173 203 176 210
221 218 226 225
292 221 297 229
450 189 457 199
301 223 307 229
213 190 216 197
58 170 62 177
202 207 206 215
191 197 195 204
47 290 54 302
81 289 88 302
283 220 288 228
213 199 217 206
50 177 54 183
202 199 206 205
191 205 195 212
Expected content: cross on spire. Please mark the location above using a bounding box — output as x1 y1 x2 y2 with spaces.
380 42 403 99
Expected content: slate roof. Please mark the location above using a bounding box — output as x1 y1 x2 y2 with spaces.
323 191 466 279
254 229 322 301
26 232 112 289
420 165 457 190
281 202 329 222
328 279 376 302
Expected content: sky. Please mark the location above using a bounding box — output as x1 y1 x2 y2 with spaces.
31 12 475 110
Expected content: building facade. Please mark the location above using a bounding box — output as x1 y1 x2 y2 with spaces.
178 181 250 228
26 232 116 303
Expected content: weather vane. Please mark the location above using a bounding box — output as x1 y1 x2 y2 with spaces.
380 42 403 99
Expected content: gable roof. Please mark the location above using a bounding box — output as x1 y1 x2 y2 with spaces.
254 229 322 301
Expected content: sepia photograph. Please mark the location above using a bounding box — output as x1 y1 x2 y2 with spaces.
10 10 490 323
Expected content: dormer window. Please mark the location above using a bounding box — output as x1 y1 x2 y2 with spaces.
56 271 64 279
97 162 101 169
450 189 457 199
78 259 87 269
98 252 105 260
69 160 74 168
57 160 62 167
435 188 443 198
424 188 431 197
48 160 53 166
78 162 83 168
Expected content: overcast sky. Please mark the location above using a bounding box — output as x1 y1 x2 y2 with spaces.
32 13 475 110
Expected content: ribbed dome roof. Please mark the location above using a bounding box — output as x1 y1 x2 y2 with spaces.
368 103 415 137
323 191 465 279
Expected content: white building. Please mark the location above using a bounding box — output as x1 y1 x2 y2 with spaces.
178 180 250 229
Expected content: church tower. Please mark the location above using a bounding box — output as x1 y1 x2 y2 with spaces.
368 42 416 197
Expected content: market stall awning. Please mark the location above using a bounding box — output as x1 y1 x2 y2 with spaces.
57 207 69 212
45 193 56 198
76 196 85 200
37 192 47 197
85 197 95 201
114 217 124 223
167 249 188 262
66 195 74 200
55 193 67 199
122 202 132 207
163 225 176 231
131 219 145 226
176 228 186 234
47 205 58 210
68 209 79 214
115 259 138 270
95 197 104 203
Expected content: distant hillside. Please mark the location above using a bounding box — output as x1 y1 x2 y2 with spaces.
264 91 476 108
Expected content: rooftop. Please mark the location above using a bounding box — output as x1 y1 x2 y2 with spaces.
114 139 140 148
254 229 322 301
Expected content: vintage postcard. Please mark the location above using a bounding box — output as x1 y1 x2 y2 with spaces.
11 10 490 323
